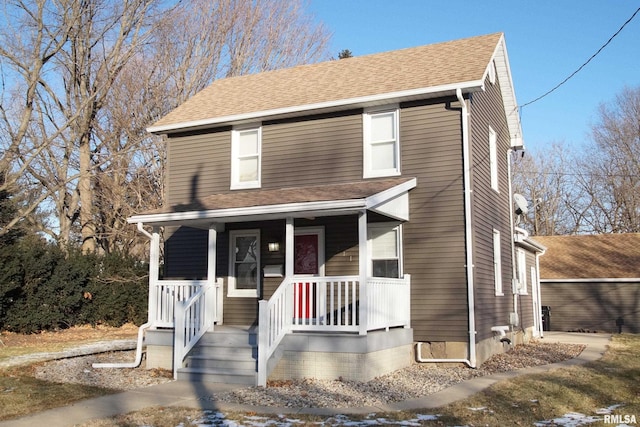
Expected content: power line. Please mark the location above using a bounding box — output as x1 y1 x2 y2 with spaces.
519 6 640 109
516 170 640 179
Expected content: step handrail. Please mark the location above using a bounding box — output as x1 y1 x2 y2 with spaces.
257 276 294 386
173 282 215 379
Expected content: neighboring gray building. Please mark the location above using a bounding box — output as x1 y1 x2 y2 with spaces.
129 33 539 385
536 234 640 334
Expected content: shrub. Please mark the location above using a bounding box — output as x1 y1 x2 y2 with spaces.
81 251 149 327
0 238 148 333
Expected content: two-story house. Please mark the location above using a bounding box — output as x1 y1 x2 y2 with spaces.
127 33 545 386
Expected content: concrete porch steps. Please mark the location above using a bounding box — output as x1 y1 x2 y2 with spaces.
176 326 258 385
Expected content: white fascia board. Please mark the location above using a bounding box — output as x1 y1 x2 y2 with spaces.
366 178 417 221
514 235 547 253
147 82 484 134
488 34 524 148
541 278 640 283
128 198 367 225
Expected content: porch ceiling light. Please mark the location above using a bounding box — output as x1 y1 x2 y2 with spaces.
268 242 280 252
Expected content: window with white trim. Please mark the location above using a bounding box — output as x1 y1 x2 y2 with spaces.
368 223 402 278
489 126 498 192
231 126 261 189
228 230 260 297
493 229 503 296
515 248 527 295
363 108 400 178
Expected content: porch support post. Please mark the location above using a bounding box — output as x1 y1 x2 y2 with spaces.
285 217 294 277
207 224 218 329
358 209 368 335
148 227 160 324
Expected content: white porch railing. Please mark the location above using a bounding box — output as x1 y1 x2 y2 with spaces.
257 274 410 386
149 275 409 384
151 280 209 328
172 282 216 379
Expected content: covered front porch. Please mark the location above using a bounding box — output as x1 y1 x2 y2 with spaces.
129 178 416 386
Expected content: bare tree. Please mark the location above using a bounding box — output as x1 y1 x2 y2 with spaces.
1 0 330 254
513 86 640 236
512 142 585 235
0 0 162 250
86 0 331 254
577 86 640 233
0 0 80 236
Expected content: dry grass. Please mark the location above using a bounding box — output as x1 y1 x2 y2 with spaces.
0 324 138 362
0 364 115 421
423 333 640 426
0 325 138 421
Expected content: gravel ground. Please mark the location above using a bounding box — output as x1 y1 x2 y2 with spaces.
215 341 585 408
33 350 173 391
32 340 585 408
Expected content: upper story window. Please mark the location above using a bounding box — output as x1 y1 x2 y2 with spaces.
231 126 261 189
363 107 400 178
489 126 498 192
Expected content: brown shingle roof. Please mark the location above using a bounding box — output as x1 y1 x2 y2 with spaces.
138 178 413 216
152 33 503 131
535 234 640 279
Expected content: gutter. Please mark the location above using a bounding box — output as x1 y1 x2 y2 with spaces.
416 88 476 368
147 81 485 135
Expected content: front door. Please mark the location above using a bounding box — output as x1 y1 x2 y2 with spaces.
294 228 324 320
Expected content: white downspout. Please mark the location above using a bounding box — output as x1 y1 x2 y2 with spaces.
416 88 476 368
507 149 519 330
94 222 154 369
459 88 477 368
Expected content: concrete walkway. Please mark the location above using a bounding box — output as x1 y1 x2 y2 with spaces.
0 332 612 427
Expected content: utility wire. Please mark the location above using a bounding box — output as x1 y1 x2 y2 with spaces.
519 6 640 109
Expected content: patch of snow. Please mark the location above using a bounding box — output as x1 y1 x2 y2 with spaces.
595 403 624 414
416 414 440 421
535 412 601 427
187 412 443 426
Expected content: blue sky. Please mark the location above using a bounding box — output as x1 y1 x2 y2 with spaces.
308 1 640 152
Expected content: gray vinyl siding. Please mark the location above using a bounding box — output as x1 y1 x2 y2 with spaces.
166 128 231 206
541 281 640 333
400 99 468 342
262 112 363 187
469 75 515 341
164 226 208 279
162 97 498 341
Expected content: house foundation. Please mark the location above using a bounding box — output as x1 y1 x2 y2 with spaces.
143 327 414 382
269 328 413 382
145 329 174 370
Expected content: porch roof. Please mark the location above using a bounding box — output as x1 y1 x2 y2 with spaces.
128 178 416 227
